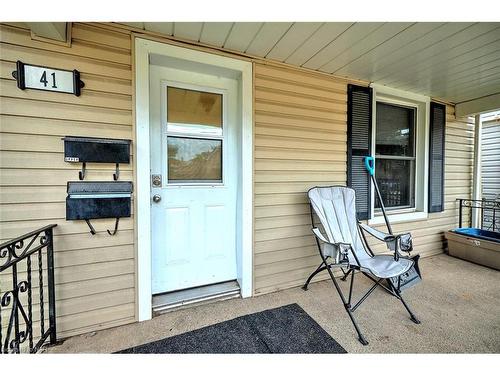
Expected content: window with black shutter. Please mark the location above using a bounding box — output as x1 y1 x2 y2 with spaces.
347 85 445 221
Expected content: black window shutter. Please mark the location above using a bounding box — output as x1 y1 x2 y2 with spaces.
428 102 446 213
347 84 373 220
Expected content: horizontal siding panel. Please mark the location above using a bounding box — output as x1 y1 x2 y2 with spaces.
56 304 135 338
255 88 346 112
255 193 310 207
0 42 131 80
0 79 132 110
255 75 346 99
72 23 131 50
54 230 134 252
255 123 346 139
0 115 131 138
255 235 315 253
256 101 346 122
255 224 312 242
255 255 320 278
255 159 344 172
1 288 135 323
255 134 346 150
255 147 346 162
0 24 131 65
255 64 347 92
255 113 345 131
0 97 132 125
0 218 134 239
255 246 318 266
0 258 134 287
255 171 345 183
0 168 133 186
255 203 310 218
255 181 345 195
255 214 311 230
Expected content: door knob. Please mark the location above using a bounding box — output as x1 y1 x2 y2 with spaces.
153 194 161 203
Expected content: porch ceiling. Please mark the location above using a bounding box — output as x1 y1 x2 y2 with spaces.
119 22 500 107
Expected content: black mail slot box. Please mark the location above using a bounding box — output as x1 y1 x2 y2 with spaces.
63 136 131 164
66 181 133 220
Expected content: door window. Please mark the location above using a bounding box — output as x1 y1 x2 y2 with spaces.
167 137 222 183
165 85 224 184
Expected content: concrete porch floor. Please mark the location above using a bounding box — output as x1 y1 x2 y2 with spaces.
46 254 500 353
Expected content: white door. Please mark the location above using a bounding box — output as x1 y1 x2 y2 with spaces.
150 64 239 294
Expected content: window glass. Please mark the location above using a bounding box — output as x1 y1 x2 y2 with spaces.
167 87 222 129
376 102 415 156
167 137 222 183
375 102 417 210
375 159 415 209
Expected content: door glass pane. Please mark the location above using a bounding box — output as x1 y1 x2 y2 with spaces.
376 102 415 157
375 159 415 209
167 87 222 132
167 137 222 183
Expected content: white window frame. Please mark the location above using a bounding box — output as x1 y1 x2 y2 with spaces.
161 81 227 186
369 84 431 225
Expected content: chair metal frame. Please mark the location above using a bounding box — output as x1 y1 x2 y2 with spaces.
302 186 420 346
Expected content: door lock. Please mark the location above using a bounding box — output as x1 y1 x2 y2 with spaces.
152 174 162 187
153 194 161 203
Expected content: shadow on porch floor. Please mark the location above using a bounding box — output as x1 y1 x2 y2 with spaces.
46 254 500 353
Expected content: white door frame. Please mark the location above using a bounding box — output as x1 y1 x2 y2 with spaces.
134 37 253 321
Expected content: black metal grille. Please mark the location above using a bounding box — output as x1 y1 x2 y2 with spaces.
457 199 500 233
0 224 57 353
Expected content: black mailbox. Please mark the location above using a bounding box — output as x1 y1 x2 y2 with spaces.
62 136 131 180
63 136 130 164
66 181 133 235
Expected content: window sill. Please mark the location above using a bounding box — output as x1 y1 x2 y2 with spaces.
368 211 428 226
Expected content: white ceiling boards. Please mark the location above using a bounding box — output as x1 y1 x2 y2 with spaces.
120 22 500 112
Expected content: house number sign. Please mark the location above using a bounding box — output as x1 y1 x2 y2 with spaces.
12 60 85 96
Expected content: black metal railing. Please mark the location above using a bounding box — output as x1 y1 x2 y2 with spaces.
457 199 500 233
0 224 57 353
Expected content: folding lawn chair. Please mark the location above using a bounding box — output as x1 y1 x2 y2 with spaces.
302 186 421 345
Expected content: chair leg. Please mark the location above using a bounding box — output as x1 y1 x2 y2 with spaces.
302 262 328 291
325 266 369 345
340 268 352 281
393 287 421 324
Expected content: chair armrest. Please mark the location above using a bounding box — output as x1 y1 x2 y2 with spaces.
359 223 413 260
311 227 351 265
359 223 395 242
312 227 330 244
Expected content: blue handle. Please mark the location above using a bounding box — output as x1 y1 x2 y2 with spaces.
364 156 375 176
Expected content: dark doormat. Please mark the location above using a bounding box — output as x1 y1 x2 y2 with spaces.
116 303 346 354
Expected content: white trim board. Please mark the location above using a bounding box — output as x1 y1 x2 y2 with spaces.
134 37 253 321
455 93 500 117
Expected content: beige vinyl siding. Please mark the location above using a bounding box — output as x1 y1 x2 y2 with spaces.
253 62 474 295
253 63 348 294
0 22 135 338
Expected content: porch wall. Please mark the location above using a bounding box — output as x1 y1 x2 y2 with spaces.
0 22 474 338
0 23 137 338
